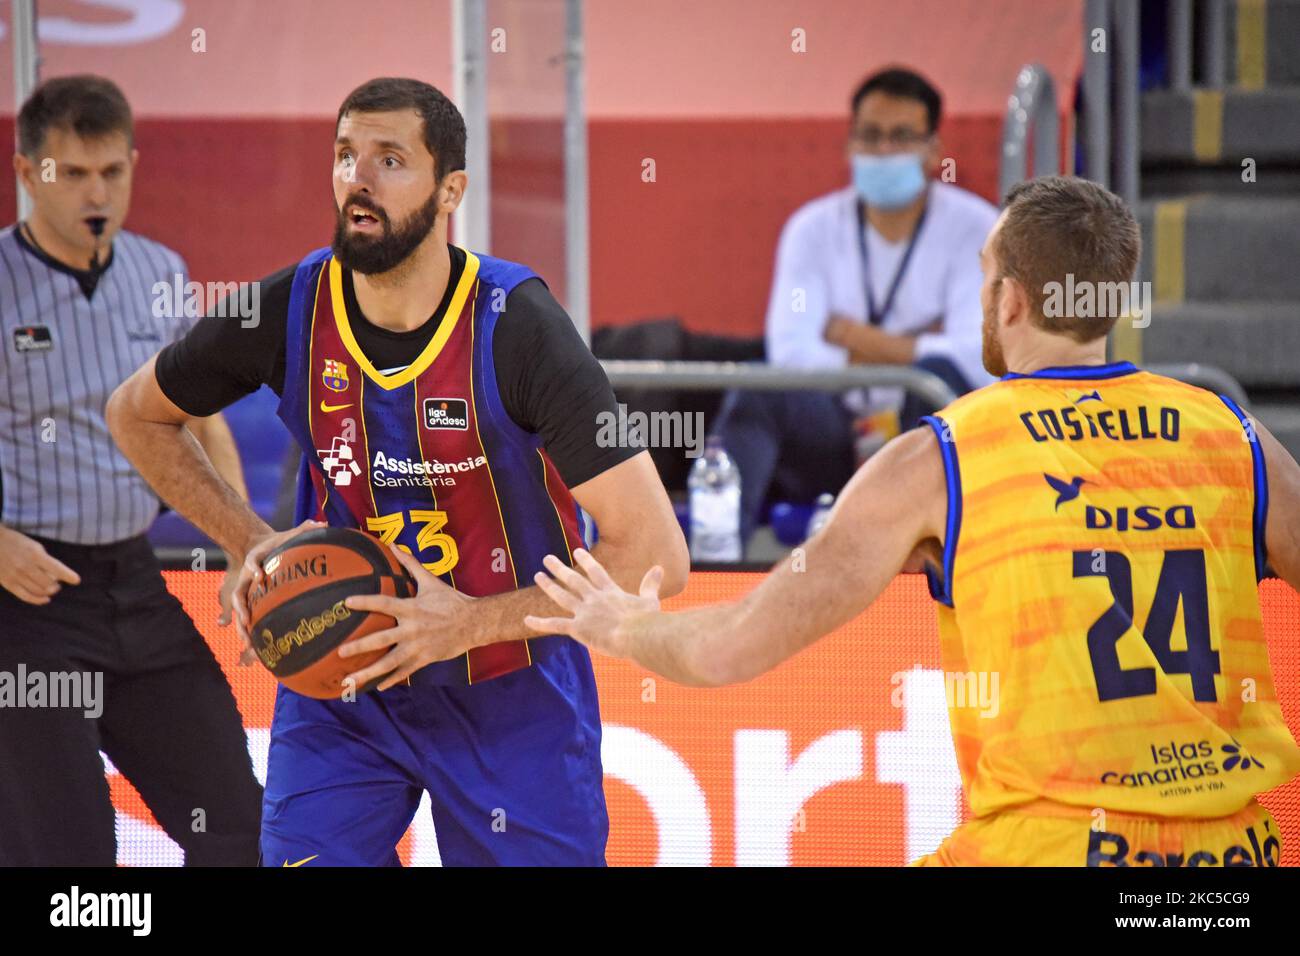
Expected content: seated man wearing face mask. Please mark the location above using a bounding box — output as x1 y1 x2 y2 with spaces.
717 67 996 546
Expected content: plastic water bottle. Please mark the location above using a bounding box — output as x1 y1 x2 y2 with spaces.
688 436 742 562
806 493 835 539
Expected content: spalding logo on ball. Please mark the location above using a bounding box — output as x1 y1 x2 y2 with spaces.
246 527 416 698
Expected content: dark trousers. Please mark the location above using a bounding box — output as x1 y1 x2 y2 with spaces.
717 355 974 543
0 534 262 866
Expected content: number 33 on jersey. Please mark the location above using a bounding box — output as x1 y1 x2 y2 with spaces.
275 248 589 685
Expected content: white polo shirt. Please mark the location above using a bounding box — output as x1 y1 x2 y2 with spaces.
765 181 998 410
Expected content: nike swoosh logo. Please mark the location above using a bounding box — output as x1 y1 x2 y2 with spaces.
282 854 319 867
320 401 353 413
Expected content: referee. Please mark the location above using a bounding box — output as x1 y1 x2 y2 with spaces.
0 75 261 865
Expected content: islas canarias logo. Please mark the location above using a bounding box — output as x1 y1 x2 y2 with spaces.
1100 737 1264 788
1219 738 1265 772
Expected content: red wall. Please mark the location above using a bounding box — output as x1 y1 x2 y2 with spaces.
0 0 1084 339
0 113 1026 338
588 115 1013 336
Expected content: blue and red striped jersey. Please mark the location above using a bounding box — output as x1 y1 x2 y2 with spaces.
278 247 588 684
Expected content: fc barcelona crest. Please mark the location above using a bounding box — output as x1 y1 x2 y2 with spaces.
322 359 349 392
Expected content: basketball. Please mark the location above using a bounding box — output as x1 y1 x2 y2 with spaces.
245 527 416 699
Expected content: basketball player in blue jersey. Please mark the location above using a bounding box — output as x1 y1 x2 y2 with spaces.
108 78 689 866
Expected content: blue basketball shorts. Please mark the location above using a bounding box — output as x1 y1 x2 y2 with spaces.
259 637 608 866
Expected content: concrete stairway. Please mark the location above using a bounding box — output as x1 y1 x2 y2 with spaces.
1134 0 1300 459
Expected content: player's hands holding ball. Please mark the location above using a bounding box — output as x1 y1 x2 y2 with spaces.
525 549 663 658
229 518 328 665
338 547 475 690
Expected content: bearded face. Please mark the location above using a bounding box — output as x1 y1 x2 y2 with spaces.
332 187 440 275
981 273 1009 378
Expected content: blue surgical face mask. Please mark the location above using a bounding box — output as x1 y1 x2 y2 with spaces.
851 152 927 209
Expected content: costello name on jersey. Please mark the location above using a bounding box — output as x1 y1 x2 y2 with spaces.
1019 404 1181 444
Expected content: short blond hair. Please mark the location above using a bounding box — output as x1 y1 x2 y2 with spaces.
996 175 1141 343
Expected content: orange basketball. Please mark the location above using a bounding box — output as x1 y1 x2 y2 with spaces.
245 526 415 699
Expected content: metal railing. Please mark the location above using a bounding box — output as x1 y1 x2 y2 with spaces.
564 0 591 343
1168 0 1230 92
602 359 1249 410
11 0 38 221
152 361 1250 570
451 0 491 254
1202 0 1229 89
601 361 958 410
1148 362 1248 406
1168 0 1194 90
999 64 1060 202
1082 0 1140 205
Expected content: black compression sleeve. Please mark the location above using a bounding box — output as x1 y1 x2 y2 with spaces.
493 278 640 488
154 265 294 416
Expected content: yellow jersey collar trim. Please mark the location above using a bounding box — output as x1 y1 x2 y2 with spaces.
328 249 480 391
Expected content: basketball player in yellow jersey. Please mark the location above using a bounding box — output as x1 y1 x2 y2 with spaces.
521 175 1300 866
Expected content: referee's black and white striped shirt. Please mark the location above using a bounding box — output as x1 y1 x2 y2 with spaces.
0 224 193 545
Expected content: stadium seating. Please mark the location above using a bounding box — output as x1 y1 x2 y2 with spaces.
1139 0 1300 461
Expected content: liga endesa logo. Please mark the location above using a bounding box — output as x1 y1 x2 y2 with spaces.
255 600 352 671
422 397 469 430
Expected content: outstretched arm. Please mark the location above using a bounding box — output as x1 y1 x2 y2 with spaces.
527 426 948 686
338 450 691 690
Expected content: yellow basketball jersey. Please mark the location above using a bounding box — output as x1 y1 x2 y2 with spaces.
922 361 1300 820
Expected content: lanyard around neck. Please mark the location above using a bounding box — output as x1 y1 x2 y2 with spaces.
856 192 928 327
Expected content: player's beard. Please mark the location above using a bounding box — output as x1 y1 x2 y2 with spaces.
981 283 1008 377
332 189 440 275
